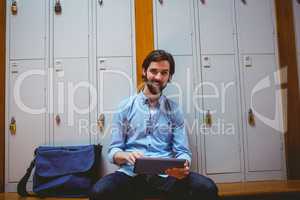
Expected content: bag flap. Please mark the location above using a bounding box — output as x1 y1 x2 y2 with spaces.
35 145 95 177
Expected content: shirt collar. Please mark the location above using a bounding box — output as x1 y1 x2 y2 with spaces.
138 91 166 107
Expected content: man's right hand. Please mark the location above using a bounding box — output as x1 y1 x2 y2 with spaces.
113 151 143 165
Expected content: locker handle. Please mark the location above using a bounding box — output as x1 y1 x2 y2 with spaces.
55 114 61 126
158 0 163 5
297 0 300 4
9 117 17 135
205 110 212 128
200 0 205 5
11 0 17 15
248 108 255 127
98 113 105 132
55 0 62 14
241 0 247 5
98 0 103 6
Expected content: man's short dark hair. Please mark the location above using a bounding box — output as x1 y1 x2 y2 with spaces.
142 49 175 76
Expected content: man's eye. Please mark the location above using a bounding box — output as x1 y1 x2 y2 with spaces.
150 70 158 74
161 71 169 76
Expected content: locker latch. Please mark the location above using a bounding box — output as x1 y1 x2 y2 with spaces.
11 0 18 15
9 117 17 135
205 110 212 128
158 0 163 5
202 56 211 68
98 0 103 6
200 0 205 5
248 108 255 127
297 0 300 4
97 113 105 132
55 0 62 15
55 114 61 126
241 0 247 5
244 56 252 67
11 62 19 74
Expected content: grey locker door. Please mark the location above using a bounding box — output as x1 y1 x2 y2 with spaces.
53 0 89 58
7 60 46 184
242 55 283 173
154 0 194 56
201 55 242 175
53 58 90 145
293 0 300 54
9 0 46 59
163 56 198 171
197 0 235 54
293 0 300 90
97 57 133 175
236 0 275 54
97 0 133 57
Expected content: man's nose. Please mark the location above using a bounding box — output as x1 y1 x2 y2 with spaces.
154 72 163 81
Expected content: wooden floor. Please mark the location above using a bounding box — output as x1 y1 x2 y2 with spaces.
1 181 300 200
218 180 300 197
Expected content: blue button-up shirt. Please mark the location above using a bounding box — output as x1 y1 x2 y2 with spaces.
108 92 192 176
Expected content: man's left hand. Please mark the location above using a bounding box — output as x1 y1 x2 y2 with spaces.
165 160 190 179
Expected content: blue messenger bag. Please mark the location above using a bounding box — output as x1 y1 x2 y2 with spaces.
17 144 102 197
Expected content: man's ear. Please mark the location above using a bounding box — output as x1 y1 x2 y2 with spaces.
142 69 146 77
168 75 172 82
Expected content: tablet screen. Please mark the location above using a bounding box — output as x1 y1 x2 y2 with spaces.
134 157 186 175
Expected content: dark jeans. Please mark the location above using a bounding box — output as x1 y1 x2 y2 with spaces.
89 171 220 200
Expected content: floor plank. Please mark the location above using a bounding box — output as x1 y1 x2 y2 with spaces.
217 180 300 197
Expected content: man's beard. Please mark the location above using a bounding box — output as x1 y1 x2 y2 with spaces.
144 77 167 95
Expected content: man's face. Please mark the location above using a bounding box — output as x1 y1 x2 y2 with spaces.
143 60 171 95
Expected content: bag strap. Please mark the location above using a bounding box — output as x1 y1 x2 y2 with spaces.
17 159 36 197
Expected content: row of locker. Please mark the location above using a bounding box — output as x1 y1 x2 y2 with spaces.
5 0 291 191
9 0 278 60
9 0 134 59
153 0 286 182
154 0 276 56
6 0 136 191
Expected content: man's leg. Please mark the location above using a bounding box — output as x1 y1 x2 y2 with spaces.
187 172 220 200
159 172 219 200
89 171 134 200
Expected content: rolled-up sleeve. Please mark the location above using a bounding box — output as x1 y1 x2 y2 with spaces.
107 100 129 164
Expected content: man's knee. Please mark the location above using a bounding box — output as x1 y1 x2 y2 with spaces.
188 172 219 199
89 175 114 200
89 172 132 200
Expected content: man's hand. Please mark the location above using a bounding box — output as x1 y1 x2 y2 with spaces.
113 151 143 165
165 160 190 179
